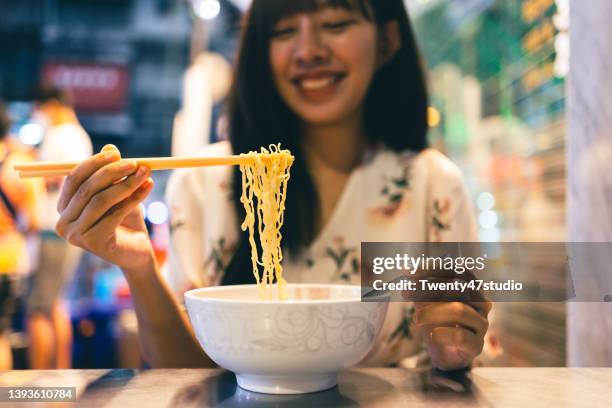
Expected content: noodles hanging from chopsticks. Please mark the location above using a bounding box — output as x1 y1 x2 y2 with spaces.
239 145 294 300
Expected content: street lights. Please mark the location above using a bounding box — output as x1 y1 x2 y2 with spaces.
192 0 221 20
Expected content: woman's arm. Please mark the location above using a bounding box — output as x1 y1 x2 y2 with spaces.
129 167 213 367
123 259 213 368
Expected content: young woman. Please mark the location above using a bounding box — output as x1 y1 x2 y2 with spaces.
56 0 490 370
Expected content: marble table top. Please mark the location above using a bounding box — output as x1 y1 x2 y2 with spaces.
0 368 610 407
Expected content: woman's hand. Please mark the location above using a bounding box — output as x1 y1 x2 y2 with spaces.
413 301 491 371
55 145 214 368
55 145 155 273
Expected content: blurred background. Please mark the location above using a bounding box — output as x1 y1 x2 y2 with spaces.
0 0 568 368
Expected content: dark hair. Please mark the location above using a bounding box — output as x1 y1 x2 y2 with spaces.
223 0 429 285
32 84 70 106
0 103 11 141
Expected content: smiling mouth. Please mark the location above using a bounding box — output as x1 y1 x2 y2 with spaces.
293 73 347 91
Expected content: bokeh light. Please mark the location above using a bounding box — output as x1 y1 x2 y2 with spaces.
146 201 168 225
428 106 441 128
477 192 496 211
193 0 221 20
479 210 499 229
18 123 44 145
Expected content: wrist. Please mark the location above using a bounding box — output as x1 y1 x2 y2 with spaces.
122 250 158 282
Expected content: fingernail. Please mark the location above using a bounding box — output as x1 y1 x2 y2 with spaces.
101 144 118 153
120 160 137 169
136 166 149 177
104 151 119 161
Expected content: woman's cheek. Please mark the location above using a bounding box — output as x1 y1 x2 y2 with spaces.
333 33 378 83
269 44 289 82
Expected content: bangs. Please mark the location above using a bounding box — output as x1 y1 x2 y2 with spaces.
261 0 373 27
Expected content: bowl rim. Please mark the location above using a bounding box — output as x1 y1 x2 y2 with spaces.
184 283 384 305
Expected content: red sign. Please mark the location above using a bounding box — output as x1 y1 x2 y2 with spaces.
42 62 129 111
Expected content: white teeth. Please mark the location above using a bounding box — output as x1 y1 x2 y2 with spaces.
300 77 336 90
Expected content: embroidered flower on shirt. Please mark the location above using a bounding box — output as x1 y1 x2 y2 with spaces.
389 305 415 342
205 237 236 284
219 178 234 202
387 305 416 355
430 198 452 242
169 220 185 235
323 236 360 282
369 165 412 222
169 205 186 234
219 179 231 193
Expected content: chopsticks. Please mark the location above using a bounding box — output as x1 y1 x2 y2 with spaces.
14 155 280 179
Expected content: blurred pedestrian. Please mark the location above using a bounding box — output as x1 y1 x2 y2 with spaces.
26 86 92 369
0 102 45 369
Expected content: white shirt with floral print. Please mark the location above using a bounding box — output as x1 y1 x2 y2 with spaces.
164 141 478 367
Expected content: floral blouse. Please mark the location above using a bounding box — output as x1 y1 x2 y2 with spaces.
164 141 478 367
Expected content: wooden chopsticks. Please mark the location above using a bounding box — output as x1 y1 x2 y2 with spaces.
14 155 275 179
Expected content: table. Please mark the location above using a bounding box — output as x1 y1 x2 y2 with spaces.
0 368 611 407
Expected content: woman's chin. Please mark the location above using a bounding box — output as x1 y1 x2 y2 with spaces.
294 107 357 128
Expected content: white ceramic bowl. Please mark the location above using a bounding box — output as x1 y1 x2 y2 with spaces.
184 284 388 394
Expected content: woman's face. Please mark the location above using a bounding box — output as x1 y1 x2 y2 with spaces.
269 7 378 127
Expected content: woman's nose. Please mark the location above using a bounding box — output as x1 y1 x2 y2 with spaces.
293 22 328 65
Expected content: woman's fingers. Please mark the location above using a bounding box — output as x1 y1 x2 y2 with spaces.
429 326 484 369
83 178 153 243
431 326 481 350
67 167 151 236
414 302 489 336
60 159 139 225
472 301 492 318
57 147 121 212
415 302 489 370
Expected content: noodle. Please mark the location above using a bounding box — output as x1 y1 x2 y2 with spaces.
239 144 294 300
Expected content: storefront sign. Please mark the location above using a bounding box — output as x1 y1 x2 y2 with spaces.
42 62 129 111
